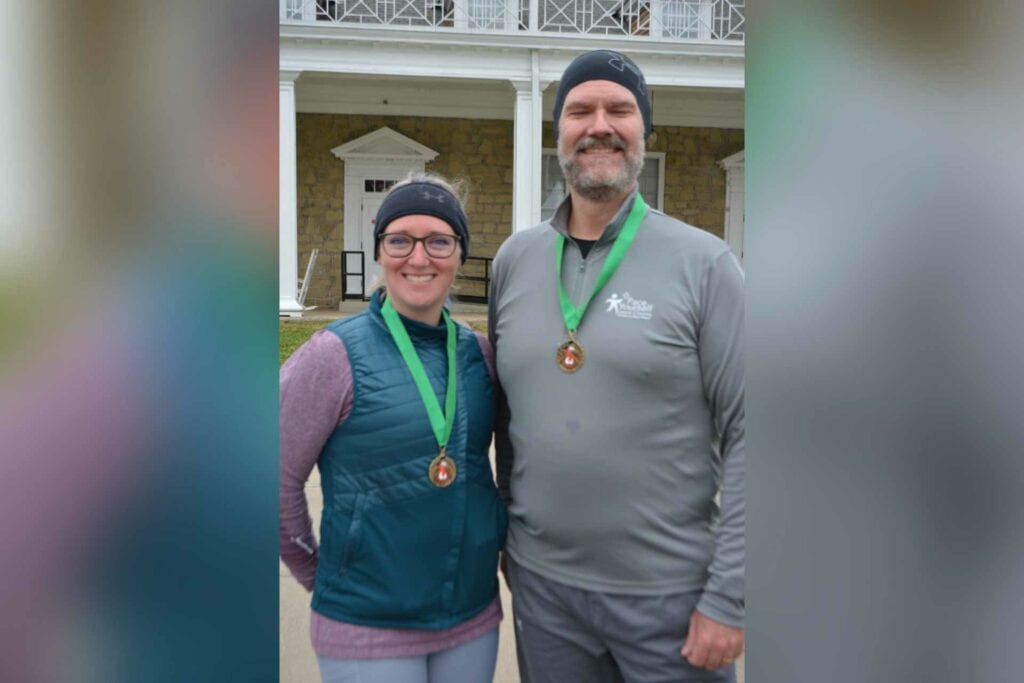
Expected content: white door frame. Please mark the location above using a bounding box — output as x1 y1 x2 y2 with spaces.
720 150 744 263
355 177 401 295
332 127 439 298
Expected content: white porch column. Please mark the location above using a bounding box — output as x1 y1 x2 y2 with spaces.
280 70 303 316
511 52 548 232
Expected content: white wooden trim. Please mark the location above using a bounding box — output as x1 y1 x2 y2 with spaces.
511 73 546 232
332 126 439 162
720 149 744 169
280 29 744 90
280 72 304 316
719 150 744 262
647 151 666 210
279 24 745 59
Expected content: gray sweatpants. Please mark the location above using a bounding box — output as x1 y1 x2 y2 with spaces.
507 557 736 683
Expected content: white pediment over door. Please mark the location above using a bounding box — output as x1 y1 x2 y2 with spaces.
331 126 439 163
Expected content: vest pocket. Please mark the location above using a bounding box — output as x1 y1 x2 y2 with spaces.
338 486 453 622
338 492 365 576
318 493 364 578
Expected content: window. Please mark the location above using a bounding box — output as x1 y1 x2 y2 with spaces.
284 0 303 20
452 0 512 30
658 0 712 39
364 179 397 193
283 0 315 20
540 150 664 222
468 0 507 28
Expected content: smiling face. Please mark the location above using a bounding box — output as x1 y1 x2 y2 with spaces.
378 214 461 325
557 80 646 202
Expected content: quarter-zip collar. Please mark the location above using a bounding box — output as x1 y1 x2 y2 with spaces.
548 188 641 249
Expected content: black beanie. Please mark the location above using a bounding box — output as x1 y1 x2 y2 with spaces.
373 181 470 264
552 50 652 140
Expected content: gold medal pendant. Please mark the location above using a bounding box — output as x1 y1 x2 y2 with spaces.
428 449 457 487
556 339 585 373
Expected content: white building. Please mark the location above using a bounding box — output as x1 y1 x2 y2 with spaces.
280 0 745 314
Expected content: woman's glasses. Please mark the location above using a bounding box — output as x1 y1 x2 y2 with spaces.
380 232 459 259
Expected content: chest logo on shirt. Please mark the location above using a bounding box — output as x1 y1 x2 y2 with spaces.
604 292 653 320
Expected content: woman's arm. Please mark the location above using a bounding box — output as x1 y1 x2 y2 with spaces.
279 329 353 591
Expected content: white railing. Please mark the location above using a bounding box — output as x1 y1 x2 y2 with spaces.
281 0 744 41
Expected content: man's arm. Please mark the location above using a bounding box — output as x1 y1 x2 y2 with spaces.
683 249 746 668
696 249 745 623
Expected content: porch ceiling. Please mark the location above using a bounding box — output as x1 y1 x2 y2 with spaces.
295 72 744 129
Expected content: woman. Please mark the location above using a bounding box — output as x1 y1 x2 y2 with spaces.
280 173 507 683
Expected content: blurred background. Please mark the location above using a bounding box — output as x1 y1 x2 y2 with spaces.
745 0 1024 681
2 0 1022 681
0 2 279 681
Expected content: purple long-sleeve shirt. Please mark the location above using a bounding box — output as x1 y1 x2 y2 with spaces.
280 327 502 659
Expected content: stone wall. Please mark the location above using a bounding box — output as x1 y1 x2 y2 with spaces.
296 113 743 308
648 126 745 237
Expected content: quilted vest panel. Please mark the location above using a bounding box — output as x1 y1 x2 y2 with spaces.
311 293 505 629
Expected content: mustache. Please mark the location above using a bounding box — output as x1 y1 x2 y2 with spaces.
574 135 627 153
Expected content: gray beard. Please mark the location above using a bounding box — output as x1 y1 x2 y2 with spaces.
559 135 645 202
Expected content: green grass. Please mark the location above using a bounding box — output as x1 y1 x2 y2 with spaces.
280 316 488 365
280 320 329 365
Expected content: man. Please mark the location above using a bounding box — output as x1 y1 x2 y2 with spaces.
488 49 745 682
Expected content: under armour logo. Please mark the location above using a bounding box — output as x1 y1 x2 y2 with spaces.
608 56 646 96
420 190 447 204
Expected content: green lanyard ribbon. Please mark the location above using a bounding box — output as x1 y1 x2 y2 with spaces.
555 194 648 334
381 298 457 451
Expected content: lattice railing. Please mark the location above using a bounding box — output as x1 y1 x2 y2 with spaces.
282 0 744 41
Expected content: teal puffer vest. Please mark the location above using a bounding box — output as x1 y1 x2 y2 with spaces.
311 292 506 630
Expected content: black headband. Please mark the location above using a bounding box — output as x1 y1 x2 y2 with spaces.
373 182 470 264
552 50 652 140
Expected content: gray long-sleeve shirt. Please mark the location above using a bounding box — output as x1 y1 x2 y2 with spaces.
489 191 745 626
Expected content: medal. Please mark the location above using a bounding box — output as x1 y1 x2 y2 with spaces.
556 336 585 373
381 297 459 487
428 448 457 487
555 194 648 372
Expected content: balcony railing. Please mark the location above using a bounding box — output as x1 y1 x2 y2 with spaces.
281 0 744 42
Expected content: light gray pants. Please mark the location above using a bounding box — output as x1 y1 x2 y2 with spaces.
316 627 499 683
507 556 736 683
